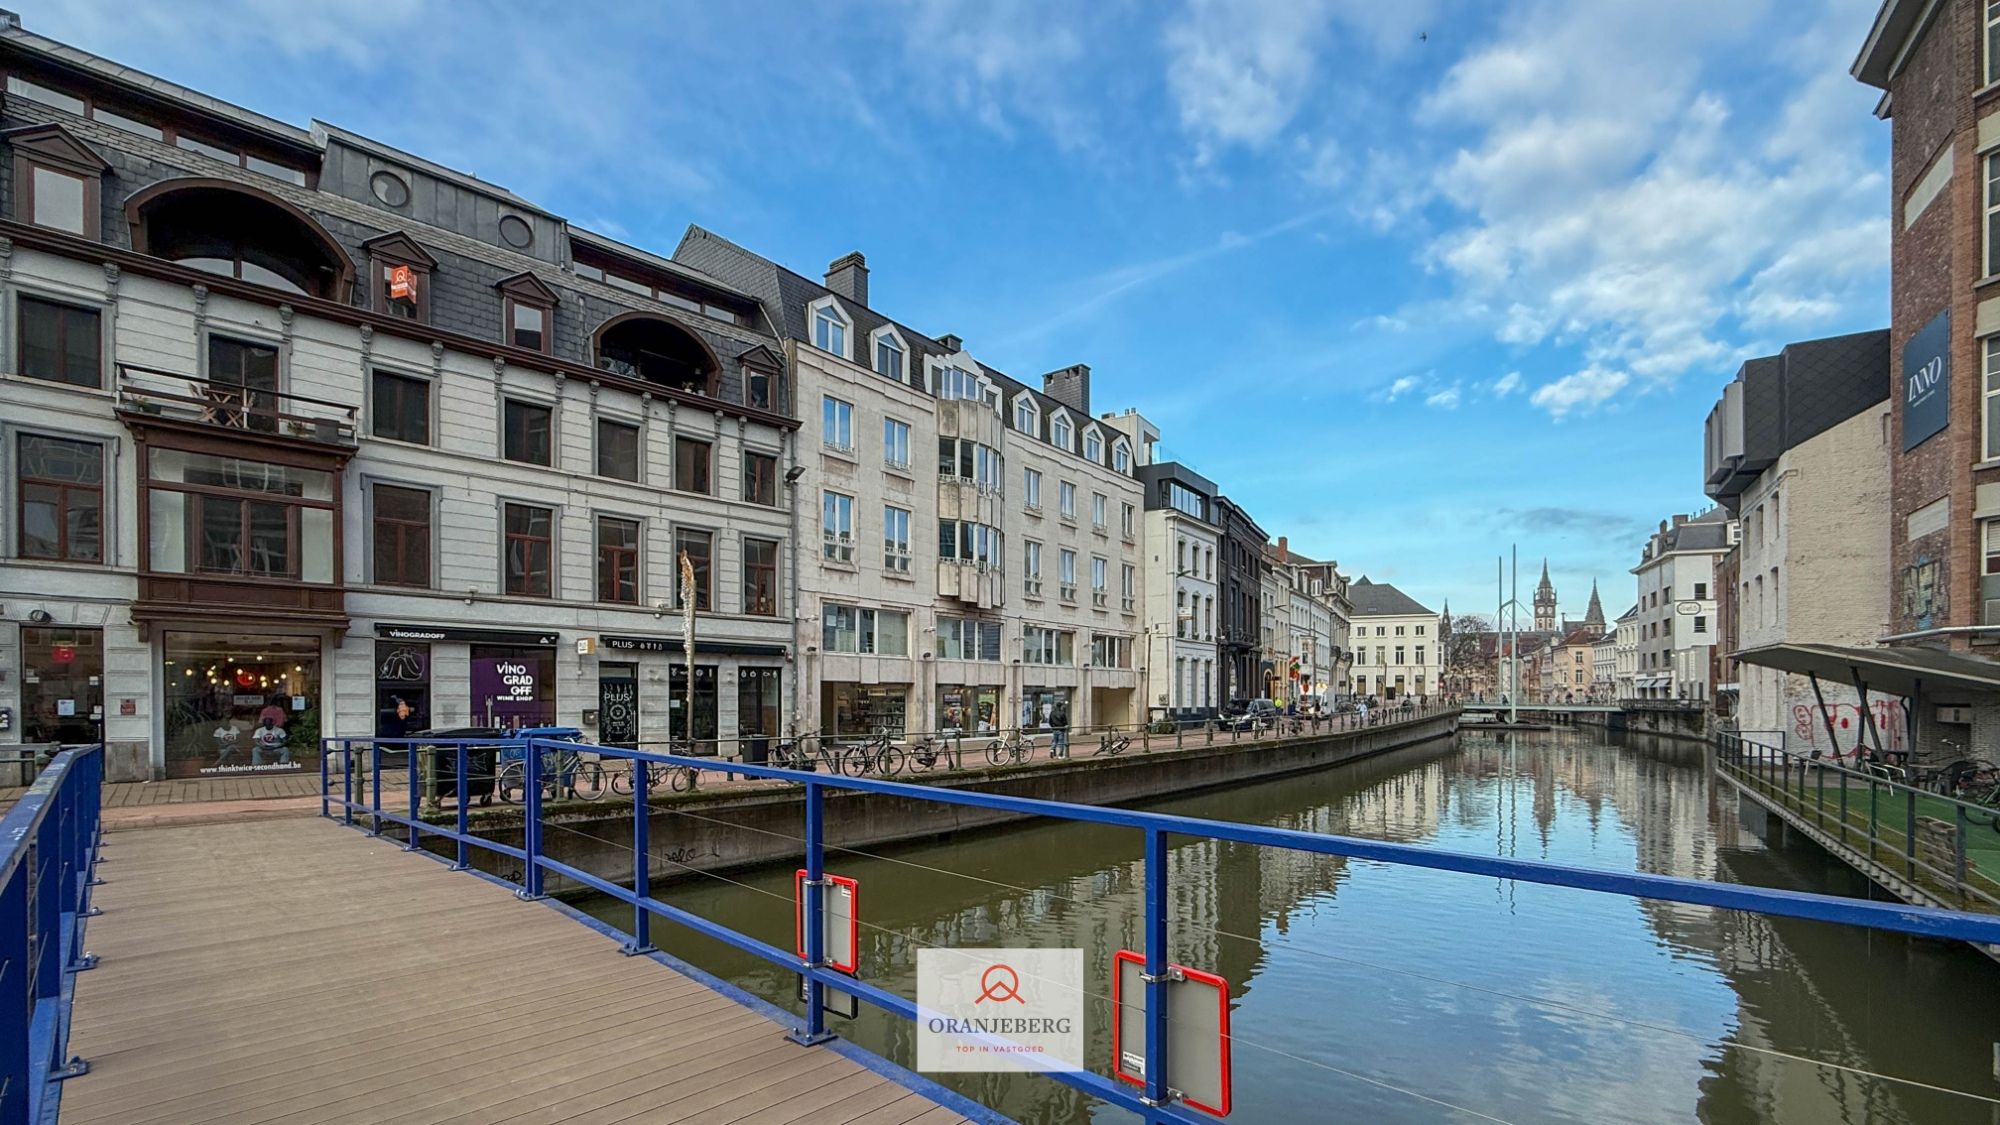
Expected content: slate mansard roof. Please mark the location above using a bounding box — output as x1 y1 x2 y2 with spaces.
1348 578 1435 618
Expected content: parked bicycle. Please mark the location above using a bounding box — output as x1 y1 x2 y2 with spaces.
1094 731 1130 757
904 734 948 773
839 732 904 777
608 754 700 796
985 730 1036 767
496 743 605 804
773 731 842 774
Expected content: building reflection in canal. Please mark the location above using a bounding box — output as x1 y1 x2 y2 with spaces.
592 727 2000 1124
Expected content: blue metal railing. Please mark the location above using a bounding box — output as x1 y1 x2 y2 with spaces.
0 745 103 1125
321 735 2000 1124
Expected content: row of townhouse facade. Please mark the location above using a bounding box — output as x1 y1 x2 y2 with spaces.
0 14 1360 779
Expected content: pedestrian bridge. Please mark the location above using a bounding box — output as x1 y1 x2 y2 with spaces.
13 740 2000 1124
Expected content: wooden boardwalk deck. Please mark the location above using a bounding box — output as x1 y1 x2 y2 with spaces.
57 818 973 1125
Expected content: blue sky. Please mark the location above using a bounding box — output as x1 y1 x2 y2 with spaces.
27 0 1890 622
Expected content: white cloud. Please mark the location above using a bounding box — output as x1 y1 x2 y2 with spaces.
1407 0 1886 411
1163 0 1342 157
1491 371 1522 396
893 0 1104 150
1381 375 1421 401
1530 367 1629 418
1425 383 1462 409
1354 312 1409 333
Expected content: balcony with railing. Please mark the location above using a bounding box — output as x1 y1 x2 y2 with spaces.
116 364 358 448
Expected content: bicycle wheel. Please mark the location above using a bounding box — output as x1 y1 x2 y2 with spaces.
876 746 904 777
670 766 699 793
840 745 873 777
495 762 523 804
571 760 607 800
608 763 634 796
984 740 1007 766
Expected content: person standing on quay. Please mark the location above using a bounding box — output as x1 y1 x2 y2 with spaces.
1050 701 1071 759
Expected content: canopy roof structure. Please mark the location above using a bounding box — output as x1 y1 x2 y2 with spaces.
1733 643 2000 700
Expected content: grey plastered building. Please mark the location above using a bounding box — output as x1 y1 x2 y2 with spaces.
0 12 798 777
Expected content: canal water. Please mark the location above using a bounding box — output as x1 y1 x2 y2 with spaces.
583 726 2000 1124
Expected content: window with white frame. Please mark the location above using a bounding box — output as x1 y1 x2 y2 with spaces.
1059 548 1077 599
1022 626 1074 666
1988 0 2000 86
823 604 909 655
1091 556 1108 605
812 301 848 357
884 505 911 572
939 616 1002 661
1988 154 2000 278
1121 563 1136 611
873 330 904 382
1083 428 1102 462
937 365 983 402
1024 468 1043 509
1986 519 2000 575
1112 439 1131 472
1987 338 2000 461
938 519 1002 567
1024 539 1044 595
1091 492 1106 529
822 395 853 452
884 417 911 470
1050 412 1072 450
1014 395 1038 433
821 490 853 561
1121 502 1135 538
1059 481 1076 519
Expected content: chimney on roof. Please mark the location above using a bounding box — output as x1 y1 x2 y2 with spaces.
825 252 868 307
1277 536 1289 565
1672 514 1689 528
938 333 963 352
1043 363 1091 415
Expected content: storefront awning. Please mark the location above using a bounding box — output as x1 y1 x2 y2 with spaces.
1733 642 2000 699
1635 676 1669 688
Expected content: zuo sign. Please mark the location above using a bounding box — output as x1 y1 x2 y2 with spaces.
1903 308 1950 451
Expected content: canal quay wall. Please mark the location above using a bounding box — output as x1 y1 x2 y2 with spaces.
428 710 1460 891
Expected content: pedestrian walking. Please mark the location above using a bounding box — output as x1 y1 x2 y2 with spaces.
1050 701 1071 758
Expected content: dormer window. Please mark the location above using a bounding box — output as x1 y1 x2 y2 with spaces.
497 271 558 356
938 365 985 402
812 302 848 357
1083 428 1103 463
1050 412 1073 451
363 232 437 324
737 345 784 410
1112 439 1131 472
871 326 906 382
1014 395 1039 434
7 124 108 238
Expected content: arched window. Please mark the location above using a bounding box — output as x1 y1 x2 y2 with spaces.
812 302 848 357
1083 428 1103 463
1050 412 1072 450
130 180 351 299
1112 439 1131 472
593 314 718 395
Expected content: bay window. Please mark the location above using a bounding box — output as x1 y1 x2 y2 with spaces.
146 449 333 582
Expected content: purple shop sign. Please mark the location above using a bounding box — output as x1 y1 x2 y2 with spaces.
472 656 549 728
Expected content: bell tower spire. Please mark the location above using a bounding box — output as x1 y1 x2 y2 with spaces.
1534 558 1557 631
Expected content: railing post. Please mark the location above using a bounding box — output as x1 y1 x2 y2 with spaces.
1814 761 1824 828
1837 763 1849 845
0 860 26 1125
1905 787 1918 880
790 779 833 1046
342 743 354 828
404 741 421 851
520 739 545 900
1956 802 1971 904
1867 777 1879 863
625 754 654 955
453 744 470 871
319 740 330 820
1143 827 1170 1114
369 744 383 836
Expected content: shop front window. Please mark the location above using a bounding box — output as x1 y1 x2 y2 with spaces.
470 644 555 729
598 662 639 747
162 631 320 777
937 685 999 736
20 626 102 743
374 641 430 736
823 683 907 739
1022 687 1072 731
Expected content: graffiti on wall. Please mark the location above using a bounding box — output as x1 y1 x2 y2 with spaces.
1900 554 1945 631
1790 699 1908 757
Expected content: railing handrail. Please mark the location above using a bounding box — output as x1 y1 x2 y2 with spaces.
0 745 91 888
116 363 359 416
1720 729 2000 822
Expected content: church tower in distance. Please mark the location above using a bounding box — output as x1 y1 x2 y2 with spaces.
1534 558 1557 631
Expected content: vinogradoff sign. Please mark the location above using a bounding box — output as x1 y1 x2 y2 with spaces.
1903 307 1950 451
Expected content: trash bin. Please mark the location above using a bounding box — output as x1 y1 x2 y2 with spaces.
742 735 772 765
415 727 501 805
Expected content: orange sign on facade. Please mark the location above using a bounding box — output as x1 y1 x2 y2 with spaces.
388 264 416 303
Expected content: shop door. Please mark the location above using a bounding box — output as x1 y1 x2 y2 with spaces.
21 627 103 744
668 664 718 754
599 663 639 747
736 667 780 763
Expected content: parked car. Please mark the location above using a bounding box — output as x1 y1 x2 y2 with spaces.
1229 699 1282 731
